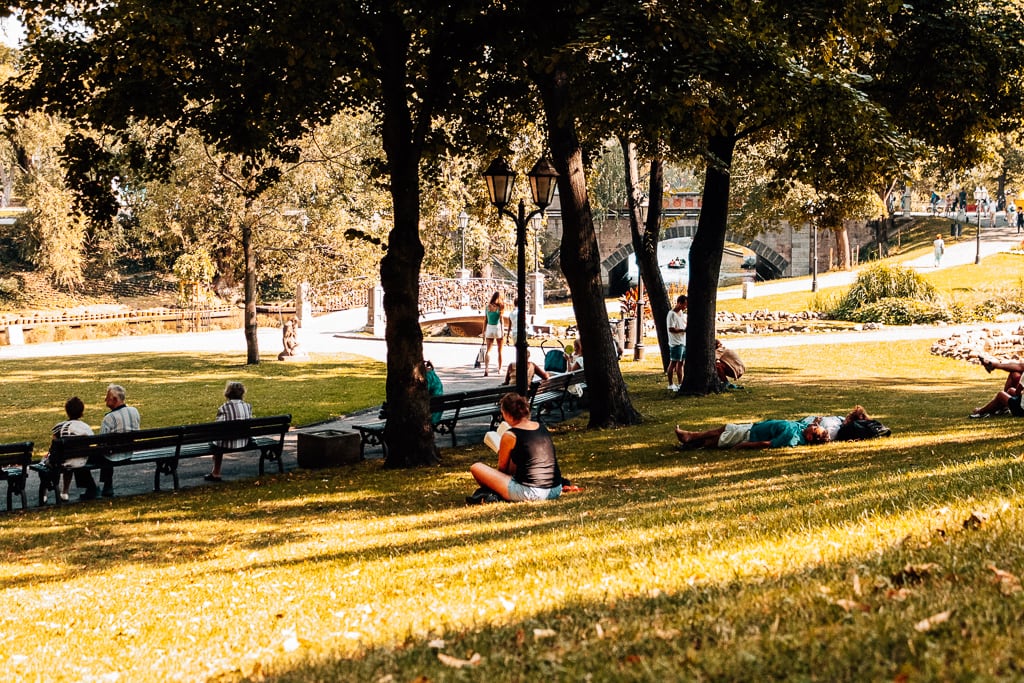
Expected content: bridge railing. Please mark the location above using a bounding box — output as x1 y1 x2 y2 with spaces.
307 276 529 316
418 277 521 315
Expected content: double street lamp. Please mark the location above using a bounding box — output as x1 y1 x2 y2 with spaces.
482 155 559 395
974 186 989 265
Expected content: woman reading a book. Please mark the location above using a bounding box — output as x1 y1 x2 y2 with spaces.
469 393 563 502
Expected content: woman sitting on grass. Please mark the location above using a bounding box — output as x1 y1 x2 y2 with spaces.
469 393 563 502
971 358 1024 418
675 419 830 450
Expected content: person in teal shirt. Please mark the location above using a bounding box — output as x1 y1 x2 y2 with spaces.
425 360 444 424
482 291 507 377
674 419 829 449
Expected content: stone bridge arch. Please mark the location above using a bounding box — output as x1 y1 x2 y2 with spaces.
600 222 789 290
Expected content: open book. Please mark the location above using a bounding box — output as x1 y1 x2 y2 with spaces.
483 421 511 453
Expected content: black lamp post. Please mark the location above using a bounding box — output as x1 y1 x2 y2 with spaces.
457 210 469 273
531 214 541 273
811 224 818 292
482 155 559 395
974 186 988 265
634 198 648 361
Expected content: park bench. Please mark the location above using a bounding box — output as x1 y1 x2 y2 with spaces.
32 414 292 505
529 369 586 422
354 385 513 459
354 371 587 458
0 441 33 511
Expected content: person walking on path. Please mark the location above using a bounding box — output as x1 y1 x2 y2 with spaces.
482 291 507 378
933 234 945 267
1017 208 1023 234
666 295 687 391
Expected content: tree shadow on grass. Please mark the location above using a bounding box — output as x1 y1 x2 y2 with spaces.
247 502 1024 682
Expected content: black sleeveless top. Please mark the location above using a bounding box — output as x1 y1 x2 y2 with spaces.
510 424 561 488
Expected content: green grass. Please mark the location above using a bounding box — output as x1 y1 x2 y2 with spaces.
3 340 1024 681
0 352 386 456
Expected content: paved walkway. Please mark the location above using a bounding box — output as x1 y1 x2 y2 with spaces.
4 218 1021 508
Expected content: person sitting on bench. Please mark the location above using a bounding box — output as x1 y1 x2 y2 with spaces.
206 381 253 482
43 396 94 502
76 384 140 500
502 361 549 387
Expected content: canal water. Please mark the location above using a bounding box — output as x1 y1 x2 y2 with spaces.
621 237 753 291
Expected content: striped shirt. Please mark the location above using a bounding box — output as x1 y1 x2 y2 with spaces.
215 399 253 449
100 405 141 434
49 419 94 468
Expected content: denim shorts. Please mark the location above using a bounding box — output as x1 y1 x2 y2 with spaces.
669 344 686 362
507 480 562 502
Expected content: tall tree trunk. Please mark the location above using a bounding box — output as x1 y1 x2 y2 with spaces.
376 18 437 467
620 139 670 371
834 225 852 270
535 67 640 427
242 213 259 365
680 133 736 396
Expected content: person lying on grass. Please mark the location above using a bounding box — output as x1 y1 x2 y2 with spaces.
971 358 1024 418
674 419 830 450
469 393 563 502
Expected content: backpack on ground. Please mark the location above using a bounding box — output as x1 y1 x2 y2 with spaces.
836 419 891 441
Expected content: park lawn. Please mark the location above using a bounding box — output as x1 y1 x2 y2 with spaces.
0 351 386 456
3 339 1024 681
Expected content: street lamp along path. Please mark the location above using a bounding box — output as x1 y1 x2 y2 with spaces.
482 155 559 396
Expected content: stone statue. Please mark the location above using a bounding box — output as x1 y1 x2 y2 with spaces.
278 316 307 361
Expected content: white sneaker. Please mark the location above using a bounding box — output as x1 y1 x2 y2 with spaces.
59 492 69 501
668 384 679 391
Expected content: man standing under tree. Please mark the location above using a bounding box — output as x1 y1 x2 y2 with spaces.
666 295 688 391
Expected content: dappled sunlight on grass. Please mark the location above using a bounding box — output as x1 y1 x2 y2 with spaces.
6 339 1024 679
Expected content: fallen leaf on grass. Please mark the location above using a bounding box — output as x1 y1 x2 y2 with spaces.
987 564 1023 595
963 511 989 530
533 628 557 639
914 610 952 632
654 628 681 639
437 652 482 668
833 599 870 613
427 639 446 649
885 588 911 601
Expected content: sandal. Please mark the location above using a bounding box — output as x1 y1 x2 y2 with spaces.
982 357 996 373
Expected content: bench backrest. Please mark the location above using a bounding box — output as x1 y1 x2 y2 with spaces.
532 369 584 397
49 426 184 465
0 441 33 467
177 414 292 446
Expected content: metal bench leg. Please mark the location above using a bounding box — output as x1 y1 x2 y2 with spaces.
9 474 27 511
